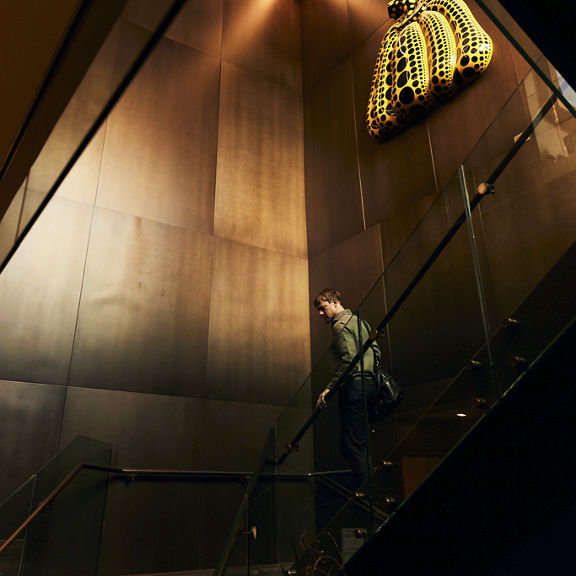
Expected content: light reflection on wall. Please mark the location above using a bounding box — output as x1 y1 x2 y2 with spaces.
224 0 278 55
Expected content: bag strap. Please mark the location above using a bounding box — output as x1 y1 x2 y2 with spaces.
343 318 379 369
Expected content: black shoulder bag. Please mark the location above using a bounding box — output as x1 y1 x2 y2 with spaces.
369 355 403 422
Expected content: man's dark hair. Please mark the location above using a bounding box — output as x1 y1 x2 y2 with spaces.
314 288 343 308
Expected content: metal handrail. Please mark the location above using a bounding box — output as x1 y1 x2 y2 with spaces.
0 455 330 561
0 462 283 559
0 463 95 556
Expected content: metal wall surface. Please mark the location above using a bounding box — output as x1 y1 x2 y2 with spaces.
0 381 66 500
215 62 306 258
222 0 302 94
304 59 365 258
0 5 308 561
96 22 221 233
0 197 92 385
207 237 309 406
68 208 213 397
125 0 224 58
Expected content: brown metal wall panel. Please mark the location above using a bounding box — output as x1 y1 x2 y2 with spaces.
222 0 302 94
214 62 306 258
51 126 106 206
378 193 438 269
28 29 118 207
201 399 283 471
304 59 364 258
0 380 65 501
96 25 220 233
300 0 351 95
100 479 246 575
0 197 92 384
59 387 205 469
207 237 310 405
308 225 383 365
99 480 205 575
69 208 212 397
124 0 224 58
347 0 392 52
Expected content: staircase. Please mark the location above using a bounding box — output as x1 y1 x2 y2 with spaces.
344 244 576 575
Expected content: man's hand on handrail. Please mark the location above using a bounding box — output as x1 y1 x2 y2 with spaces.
316 388 330 410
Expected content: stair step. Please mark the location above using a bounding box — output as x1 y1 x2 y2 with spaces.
123 563 291 576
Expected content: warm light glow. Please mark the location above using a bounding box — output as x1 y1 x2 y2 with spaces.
225 0 278 55
456 413 467 418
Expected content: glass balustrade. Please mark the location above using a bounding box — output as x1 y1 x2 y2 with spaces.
0 436 112 576
232 54 576 575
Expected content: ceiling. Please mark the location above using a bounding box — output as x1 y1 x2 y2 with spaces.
0 0 129 223
0 0 82 172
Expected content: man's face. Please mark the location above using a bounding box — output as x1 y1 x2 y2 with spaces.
315 299 340 323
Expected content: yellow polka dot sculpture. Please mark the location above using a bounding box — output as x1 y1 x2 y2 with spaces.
366 0 493 141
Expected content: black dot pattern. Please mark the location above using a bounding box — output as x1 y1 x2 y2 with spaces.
366 0 494 142
419 10 457 100
391 22 433 120
428 0 493 84
388 0 417 20
366 27 404 138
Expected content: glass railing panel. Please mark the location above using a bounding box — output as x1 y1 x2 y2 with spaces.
296 354 496 573
0 436 112 576
274 472 317 570
276 368 317 476
214 429 293 576
0 476 36 576
248 461 286 573
1 0 186 274
275 385 319 569
372 360 493 512
20 436 112 576
0 180 26 267
308 60 576 572
475 0 576 119
383 172 490 389
22 467 111 576
365 179 496 523
101 476 248 576
462 66 576 396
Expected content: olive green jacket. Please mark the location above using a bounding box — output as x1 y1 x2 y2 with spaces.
327 309 380 391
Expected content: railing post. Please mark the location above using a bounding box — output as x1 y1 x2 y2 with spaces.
458 164 500 399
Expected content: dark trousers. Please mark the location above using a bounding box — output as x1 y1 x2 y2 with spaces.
339 375 378 490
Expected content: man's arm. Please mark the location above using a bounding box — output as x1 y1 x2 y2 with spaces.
316 325 358 409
